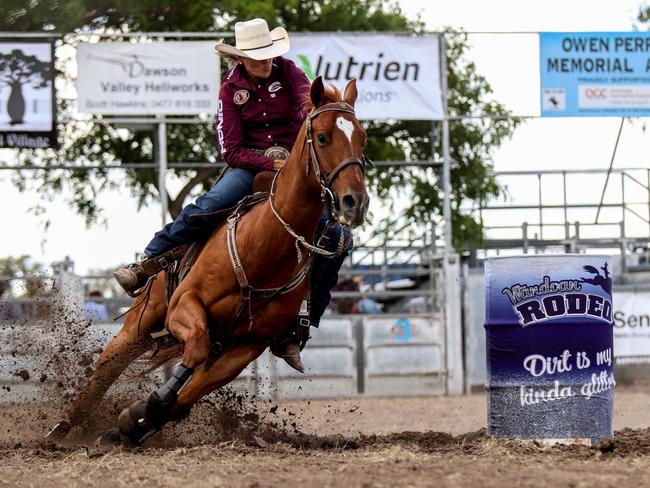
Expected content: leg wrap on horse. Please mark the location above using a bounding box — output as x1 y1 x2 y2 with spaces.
145 362 193 428
118 363 193 441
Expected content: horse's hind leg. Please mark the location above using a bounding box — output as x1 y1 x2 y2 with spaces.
50 277 168 437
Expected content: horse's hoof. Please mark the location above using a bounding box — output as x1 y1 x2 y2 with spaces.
46 420 71 440
95 428 131 448
118 399 148 438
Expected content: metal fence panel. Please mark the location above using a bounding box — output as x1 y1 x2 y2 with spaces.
271 318 357 399
363 316 446 396
463 268 487 391
0 313 458 402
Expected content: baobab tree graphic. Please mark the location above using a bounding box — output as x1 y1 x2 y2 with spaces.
0 49 51 125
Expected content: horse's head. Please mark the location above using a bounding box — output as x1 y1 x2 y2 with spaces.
303 76 369 228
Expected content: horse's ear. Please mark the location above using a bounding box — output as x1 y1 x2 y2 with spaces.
343 79 358 106
310 76 324 107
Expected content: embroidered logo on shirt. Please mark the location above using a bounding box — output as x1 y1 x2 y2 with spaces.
216 99 226 154
268 81 282 93
233 90 249 105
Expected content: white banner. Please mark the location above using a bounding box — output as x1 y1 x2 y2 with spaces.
614 291 650 357
0 41 56 148
287 34 443 120
76 42 219 115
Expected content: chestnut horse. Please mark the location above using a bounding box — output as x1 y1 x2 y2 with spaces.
48 76 369 444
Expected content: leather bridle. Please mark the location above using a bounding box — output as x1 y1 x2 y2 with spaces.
268 101 371 259
305 102 370 189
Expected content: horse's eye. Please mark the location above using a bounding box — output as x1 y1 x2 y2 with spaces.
317 133 328 145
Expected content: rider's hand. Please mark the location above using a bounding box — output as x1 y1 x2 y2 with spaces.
273 159 286 171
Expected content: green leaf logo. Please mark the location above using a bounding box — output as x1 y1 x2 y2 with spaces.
297 55 315 80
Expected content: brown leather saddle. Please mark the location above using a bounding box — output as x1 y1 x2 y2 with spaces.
160 169 275 302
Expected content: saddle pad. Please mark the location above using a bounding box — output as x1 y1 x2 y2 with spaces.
165 191 270 303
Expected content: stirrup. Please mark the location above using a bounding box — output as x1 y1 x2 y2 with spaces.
123 275 155 298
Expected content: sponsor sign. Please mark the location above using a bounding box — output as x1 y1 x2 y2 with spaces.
76 42 219 115
613 291 650 357
0 40 56 148
288 34 443 120
540 32 650 116
485 255 614 442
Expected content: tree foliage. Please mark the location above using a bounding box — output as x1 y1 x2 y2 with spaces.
0 255 46 278
2 0 517 248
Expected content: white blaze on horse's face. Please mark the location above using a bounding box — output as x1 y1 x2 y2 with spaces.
336 116 354 144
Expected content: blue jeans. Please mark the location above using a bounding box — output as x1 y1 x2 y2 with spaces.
144 168 351 324
144 168 256 256
310 216 353 325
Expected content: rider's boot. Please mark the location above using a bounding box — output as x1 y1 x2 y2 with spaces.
113 262 149 295
271 303 312 373
113 244 190 296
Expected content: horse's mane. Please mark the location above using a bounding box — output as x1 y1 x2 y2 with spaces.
302 83 343 115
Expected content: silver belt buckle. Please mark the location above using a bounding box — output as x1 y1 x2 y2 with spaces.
264 146 290 160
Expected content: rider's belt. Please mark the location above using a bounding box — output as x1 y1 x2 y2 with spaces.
246 146 290 160
141 244 191 276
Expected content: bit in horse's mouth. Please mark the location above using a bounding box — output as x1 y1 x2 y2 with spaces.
339 216 352 227
338 214 363 229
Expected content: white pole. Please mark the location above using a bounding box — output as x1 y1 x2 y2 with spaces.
439 33 464 395
440 35 453 252
158 121 168 225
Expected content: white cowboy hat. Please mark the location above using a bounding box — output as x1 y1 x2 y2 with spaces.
214 18 290 60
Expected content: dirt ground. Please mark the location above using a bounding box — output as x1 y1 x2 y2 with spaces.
1 389 650 487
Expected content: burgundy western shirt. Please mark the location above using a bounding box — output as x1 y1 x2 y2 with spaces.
216 56 310 171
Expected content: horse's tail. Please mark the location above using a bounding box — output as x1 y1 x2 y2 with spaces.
140 343 184 376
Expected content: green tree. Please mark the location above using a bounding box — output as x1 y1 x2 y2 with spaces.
0 255 46 278
2 0 517 248
639 6 650 24
369 30 518 248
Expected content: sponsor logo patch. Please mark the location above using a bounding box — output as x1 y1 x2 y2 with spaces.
268 81 282 93
233 89 249 105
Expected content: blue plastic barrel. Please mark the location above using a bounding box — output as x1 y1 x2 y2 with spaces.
485 255 615 444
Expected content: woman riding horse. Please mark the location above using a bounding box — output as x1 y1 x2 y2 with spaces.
48 73 368 447
46 19 368 444
114 19 351 372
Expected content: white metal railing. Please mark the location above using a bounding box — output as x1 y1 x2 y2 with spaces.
0 315 447 403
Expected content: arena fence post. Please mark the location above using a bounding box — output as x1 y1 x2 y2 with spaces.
157 119 168 225
354 317 365 394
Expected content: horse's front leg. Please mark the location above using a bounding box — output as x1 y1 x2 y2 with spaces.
47 276 167 440
95 290 211 445
106 343 266 446
166 291 212 369
173 342 267 415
